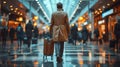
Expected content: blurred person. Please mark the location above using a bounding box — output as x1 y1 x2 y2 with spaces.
114 19 120 52
68 33 74 44
94 27 99 45
16 24 24 49
1 26 8 48
2 13 9 26
50 2 70 63
77 31 82 43
88 30 92 41
33 26 39 38
0 29 1 41
71 23 78 45
32 26 39 44
25 20 33 48
9 27 15 44
99 29 103 45
81 26 89 45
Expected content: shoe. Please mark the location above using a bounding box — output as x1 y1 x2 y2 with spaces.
60 57 63 62
57 57 63 63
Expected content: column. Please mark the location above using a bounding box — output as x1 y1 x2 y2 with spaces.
90 10 94 39
25 1 32 24
88 0 94 39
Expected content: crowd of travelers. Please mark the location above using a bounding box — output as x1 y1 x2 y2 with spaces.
69 20 120 52
0 20 38 49
0 20 120 52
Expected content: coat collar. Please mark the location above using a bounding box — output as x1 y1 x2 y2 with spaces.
57 9 63 11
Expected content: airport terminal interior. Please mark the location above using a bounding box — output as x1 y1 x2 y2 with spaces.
0 0 120 67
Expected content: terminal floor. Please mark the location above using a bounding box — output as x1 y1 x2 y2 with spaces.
0 39 120 67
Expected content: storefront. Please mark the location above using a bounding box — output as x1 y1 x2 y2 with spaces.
108 4 120 40
94 4 120 42
103 4 120 41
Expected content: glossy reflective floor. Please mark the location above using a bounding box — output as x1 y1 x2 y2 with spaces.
0 39 120 67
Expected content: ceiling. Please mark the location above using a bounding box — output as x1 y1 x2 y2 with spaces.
1 0 98 24
18 0 97 24
3 0 115 24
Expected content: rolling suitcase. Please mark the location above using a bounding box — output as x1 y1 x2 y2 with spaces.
43 38 54 61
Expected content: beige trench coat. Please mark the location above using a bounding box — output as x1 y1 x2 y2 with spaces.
50 10 70 42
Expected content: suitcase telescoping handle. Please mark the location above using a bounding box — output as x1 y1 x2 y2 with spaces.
45 37 52 43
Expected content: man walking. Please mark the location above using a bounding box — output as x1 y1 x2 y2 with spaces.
50 2 70 63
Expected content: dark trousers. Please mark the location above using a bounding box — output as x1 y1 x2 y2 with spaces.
10 37 14 44
2 38 7 48
95 37 99 45
83 40 87 45
55 42 64 57
27 36 32 48
73 39 77 45
18 39 22 48
116 38 120 52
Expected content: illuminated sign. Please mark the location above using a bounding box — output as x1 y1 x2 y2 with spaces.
102 9 113 18
83 21 88 25
98 20 105 24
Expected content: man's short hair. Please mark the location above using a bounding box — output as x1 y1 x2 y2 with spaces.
57 2 63 9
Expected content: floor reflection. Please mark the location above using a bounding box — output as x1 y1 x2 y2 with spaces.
0 40 120 67
57 63 63 67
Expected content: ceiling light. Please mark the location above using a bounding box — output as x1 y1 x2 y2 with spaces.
16 18 19 21
11 8 13 11
80 0 82 2
79 17 83 20
37 1 39 4
10 5 13 8
112 0 116 2
14 11 16 13
97 12 100 14
15 8 18 10
34 22 37 27
3 1 6 4
19 17 23 22
99 8 101 11
100 10 102 13
107 3 110 6
103 6 105 9
38 3 40 6
20 13 23 15
34 16 38 20
18 12 20 14
95 10 98 13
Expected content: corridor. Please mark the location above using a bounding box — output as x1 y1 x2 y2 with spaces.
1 0 120 67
